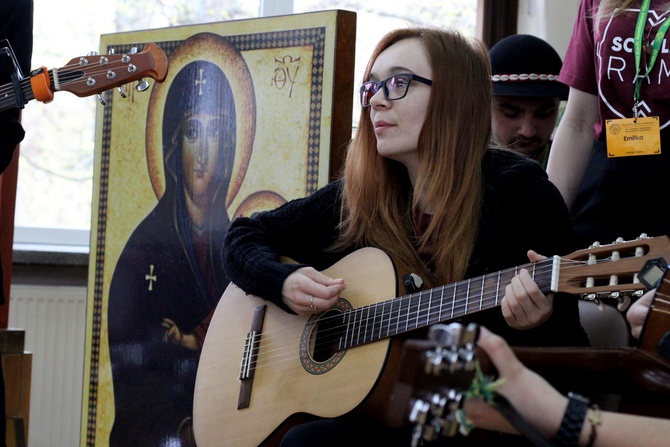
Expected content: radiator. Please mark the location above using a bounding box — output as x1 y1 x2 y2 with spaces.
8 284 87 447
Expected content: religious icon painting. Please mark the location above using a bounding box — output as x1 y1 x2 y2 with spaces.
80 10 356 446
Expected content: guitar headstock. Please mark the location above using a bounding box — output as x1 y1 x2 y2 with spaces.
57 42 168 97
558 235 670 306
386 323 480 446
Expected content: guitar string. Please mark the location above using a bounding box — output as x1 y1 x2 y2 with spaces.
243 256 633 370
238 257 635 372
243 262 559 369
0 59 150 94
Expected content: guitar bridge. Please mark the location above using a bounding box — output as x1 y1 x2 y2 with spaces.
237 304 266 409
238 331 260 380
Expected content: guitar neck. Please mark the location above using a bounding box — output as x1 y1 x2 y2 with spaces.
0 75 37 112
339 257 555 349
0 42 169 113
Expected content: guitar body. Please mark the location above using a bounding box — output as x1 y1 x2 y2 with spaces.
193 247 401 446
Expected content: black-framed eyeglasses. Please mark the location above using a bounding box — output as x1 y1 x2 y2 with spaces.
359 73 433 108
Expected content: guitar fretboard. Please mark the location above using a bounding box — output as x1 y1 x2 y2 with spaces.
0 76 36 111
0 68 88 112
338 257 556 350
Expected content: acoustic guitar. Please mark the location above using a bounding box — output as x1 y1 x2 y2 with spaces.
193 235 670 446
0 42 168 112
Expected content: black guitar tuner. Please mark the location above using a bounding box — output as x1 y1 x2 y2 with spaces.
638 257 669 289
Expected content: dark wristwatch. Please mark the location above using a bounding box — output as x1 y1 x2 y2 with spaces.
554 392 589 446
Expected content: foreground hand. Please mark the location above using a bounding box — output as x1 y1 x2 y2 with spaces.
281 267 346 314
501 250 553 329
463 327 566 437
627 288 655 339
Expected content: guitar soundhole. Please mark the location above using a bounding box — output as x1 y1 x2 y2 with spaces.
299 299 352 374
311 310 342 362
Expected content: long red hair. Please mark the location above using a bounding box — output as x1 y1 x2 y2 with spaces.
336 28 491 287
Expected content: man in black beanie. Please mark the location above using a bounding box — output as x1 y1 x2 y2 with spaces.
489 34 568 169
0 1 33 446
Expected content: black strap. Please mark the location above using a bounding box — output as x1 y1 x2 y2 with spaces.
492 392 555 447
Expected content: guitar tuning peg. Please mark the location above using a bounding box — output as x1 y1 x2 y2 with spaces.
129 47 139 55
97 93 107 106
617 295 632 312
117 86 127 98
87 50 98 56
428 323 462 347
135 79 150 92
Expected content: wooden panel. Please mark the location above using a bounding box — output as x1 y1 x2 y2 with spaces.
1 328 31 447
0 145 19 328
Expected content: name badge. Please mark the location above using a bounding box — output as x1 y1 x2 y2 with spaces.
605 116 661 157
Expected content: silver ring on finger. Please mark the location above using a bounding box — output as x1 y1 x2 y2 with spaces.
310 295 316 310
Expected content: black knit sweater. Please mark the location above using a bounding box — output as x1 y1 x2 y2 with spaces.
223 148 589 347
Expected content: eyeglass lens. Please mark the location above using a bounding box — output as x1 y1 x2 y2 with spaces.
361 74 413 107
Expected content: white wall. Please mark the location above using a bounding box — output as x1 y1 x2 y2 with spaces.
517 0 581 58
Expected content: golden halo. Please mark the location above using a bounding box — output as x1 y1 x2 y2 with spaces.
146 32 256 207
233 190 288 220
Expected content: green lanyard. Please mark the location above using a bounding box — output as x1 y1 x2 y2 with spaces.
633 0 670 115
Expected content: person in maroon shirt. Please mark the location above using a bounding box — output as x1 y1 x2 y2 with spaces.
548 0 670 248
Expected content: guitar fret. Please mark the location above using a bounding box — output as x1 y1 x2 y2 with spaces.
343 309 353 349
438 285 444 322
403 295 412 332
418 291 430 328
360 306 369 344
392 298 400 335
361 307 369 345
389 299 398 337
495 271 501 306
366 306 374 343
351 308 362 348
408 294 417 331
371 303 382 343
482 273 499 309
427 288 441 326
450 282 461 318
414 293 430 328
379 300 388 339
479 274 485 310
533 259 554 291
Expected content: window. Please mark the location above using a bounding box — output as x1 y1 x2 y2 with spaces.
14 0 476 252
